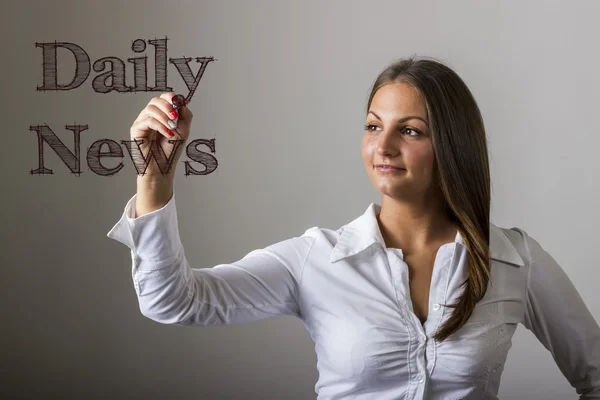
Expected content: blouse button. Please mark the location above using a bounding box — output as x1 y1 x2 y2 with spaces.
432 303 441 311
417 375 424 383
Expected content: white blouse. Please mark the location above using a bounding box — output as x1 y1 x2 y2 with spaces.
107 192 600 399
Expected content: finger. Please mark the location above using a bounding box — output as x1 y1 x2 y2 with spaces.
143 104 176 133
159 92 192 122
138 104 182 139
159 92 176 103
131 115 174 140
131 94 175 125
148 97 185 135
148 96 179 120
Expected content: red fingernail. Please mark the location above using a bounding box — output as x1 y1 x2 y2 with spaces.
168 110 178 119
168 130 174 137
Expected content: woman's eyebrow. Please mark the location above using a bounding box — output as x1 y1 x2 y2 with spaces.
368 110 429 128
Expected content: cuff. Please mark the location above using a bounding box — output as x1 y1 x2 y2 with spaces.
106 192 183 269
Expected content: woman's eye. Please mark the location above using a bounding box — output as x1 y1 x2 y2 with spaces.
364 124 421 136
403 127 421 136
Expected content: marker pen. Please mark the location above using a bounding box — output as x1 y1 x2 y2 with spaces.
168 94 186 130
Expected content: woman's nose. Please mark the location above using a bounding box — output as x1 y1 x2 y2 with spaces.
376 130 398 156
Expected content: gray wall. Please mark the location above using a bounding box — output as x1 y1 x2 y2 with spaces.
2 0 599 398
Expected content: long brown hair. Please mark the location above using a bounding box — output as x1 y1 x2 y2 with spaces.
366 56 491 342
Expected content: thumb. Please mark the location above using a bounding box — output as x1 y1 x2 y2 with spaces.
177 103 193 122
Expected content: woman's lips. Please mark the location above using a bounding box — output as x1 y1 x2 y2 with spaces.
375 165 405 173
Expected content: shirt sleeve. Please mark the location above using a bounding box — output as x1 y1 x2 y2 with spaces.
106 192 316 326
521 230 600 399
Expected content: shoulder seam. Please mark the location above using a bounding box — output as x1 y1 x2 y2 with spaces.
298 234 318 304
523 231 533 320
513 228 533 323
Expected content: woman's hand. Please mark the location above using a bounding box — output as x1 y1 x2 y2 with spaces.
129 92 193 180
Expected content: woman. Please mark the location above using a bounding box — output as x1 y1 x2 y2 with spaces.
107 56 600 399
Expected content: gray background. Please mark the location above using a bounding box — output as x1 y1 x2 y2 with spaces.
2 0 599 399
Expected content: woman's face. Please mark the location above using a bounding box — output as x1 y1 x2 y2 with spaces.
362 82 435 201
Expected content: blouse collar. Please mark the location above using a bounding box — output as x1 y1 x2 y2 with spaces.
329 203 525 267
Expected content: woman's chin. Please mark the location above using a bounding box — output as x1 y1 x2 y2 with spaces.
376 187 404 198
375 181 405 192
